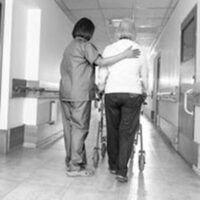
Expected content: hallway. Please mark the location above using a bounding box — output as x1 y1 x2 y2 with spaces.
0 109 200 200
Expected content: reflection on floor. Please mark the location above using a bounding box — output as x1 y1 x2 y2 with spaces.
0 112 200 200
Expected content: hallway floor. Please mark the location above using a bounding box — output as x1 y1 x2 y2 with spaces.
0 110 200 200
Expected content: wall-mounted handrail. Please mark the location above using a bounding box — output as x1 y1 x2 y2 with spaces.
156 87 178 102
43 88 59 93
13 86 59 93
157 91 175 96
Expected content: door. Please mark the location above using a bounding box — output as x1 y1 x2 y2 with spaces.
178 5 198 165
153 55 161 125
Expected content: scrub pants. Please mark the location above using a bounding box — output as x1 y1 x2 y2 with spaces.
105 93 143 177
60 100 91 170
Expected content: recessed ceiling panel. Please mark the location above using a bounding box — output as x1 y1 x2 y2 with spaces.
137 26 159 33
135 18 162 27
102 9 132 20
135 8 168 19
62 0 99 9
99 0 133 9
137 32 157 39
136 37 154 46
61 0 180 48
136 0 171 8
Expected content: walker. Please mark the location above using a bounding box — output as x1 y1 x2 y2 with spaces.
130 101 147 172
92 95 146 172
92 93 107 168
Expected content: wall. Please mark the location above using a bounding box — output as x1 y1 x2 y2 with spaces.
0 0 13 130
9 0 72 128
38 1 73 83
149 0 199 125
0 0 73 152
0 0 4 101
148 0 200 168
9 1 27 128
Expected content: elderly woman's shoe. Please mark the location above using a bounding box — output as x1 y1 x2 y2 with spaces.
116 175 128 183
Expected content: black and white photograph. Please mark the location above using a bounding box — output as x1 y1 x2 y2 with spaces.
0 0 200 199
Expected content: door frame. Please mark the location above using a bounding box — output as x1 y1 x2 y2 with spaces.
153 53 161 125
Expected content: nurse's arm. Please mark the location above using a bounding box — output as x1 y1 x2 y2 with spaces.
95 47 140 67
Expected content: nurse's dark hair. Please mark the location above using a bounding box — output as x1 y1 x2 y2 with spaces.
72 17 95 41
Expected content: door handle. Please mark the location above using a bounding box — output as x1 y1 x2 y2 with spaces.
184 89 194 116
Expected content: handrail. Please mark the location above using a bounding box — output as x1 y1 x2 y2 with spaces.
13 86 59 93
157 91 175 96
156 89 177 102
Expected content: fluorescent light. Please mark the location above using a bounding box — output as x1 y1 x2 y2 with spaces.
0 0 13 129
25 9 41 80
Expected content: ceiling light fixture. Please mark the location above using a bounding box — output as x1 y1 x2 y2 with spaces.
107 19 122 27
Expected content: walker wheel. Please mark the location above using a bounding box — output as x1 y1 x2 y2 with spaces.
92 148 99 168
138 153 145 172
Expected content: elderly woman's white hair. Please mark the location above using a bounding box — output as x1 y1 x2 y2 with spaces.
116 18 136 40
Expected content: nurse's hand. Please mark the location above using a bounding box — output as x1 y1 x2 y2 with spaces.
132 48 141 58
124 46 141 59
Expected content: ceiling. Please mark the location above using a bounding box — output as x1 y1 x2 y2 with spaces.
56 0 180 52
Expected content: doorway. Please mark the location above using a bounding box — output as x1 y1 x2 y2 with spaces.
178 5 198 165
153 54 161 125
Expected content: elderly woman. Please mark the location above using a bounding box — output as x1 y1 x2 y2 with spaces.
99 18 148 182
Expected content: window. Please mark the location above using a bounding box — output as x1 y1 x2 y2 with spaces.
181 6 196 62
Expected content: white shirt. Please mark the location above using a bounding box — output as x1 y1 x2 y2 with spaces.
98 39 148 94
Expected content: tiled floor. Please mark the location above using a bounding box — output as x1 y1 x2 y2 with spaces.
0 109 200 200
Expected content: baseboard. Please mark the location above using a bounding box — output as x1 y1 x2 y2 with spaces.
23 142 37 148
24 122 63 148
0 126 25 154
37 130 63 147
0 129 8 154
